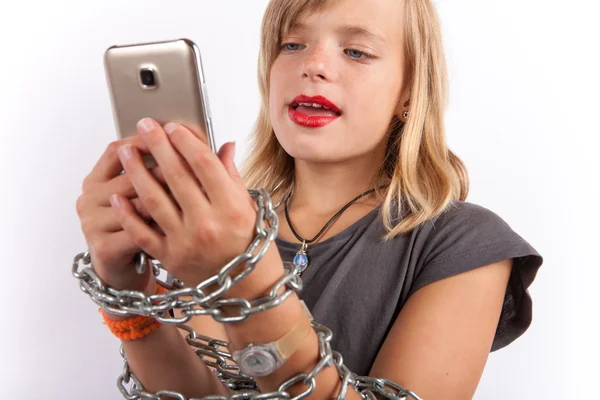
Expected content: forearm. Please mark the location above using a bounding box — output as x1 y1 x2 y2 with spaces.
104 283 233 397
124 323 232 397
227 293 362 400
223 248 363 400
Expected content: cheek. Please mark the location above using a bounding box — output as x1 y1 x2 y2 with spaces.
268 78 279 118
350 82 394 124
342 76 401 146
353 67 401 119
268 62 285 113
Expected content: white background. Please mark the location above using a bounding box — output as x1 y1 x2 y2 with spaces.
1 0 598 398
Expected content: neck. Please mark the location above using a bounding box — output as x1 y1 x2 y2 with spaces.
287 153 386 216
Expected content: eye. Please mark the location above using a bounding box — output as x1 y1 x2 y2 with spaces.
344 48 374 60
281 43 304 52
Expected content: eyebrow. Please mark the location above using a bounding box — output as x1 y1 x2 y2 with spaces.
337 24 387 45
288 23 387 45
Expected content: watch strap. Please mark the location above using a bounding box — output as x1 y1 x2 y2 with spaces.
228 300 314 360
275 300 313 359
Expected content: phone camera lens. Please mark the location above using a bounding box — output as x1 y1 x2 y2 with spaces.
140 68 156 87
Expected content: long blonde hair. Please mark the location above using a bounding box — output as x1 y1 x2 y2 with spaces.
241 0 469 240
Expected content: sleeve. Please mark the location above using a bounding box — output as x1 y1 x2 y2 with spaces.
408 201 544 352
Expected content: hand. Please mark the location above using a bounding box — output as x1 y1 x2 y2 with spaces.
76 134 174 292
110 118 260 287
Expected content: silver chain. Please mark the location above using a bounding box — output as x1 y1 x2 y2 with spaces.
72 188 422 400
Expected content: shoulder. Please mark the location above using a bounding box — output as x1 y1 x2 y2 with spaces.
431 199 511 231
419 200 530 266
406 199 543 350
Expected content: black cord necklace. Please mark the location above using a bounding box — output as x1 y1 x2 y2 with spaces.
284 187 377 275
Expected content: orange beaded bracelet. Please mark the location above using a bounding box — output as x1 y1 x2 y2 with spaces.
99 283 168 341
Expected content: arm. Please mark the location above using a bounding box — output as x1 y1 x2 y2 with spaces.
223 246 362 400
173 299 239 373
104 279 234 398
224 246 513 400
369 258 513 399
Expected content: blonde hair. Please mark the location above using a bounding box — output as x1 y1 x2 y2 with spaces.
241 0 469 240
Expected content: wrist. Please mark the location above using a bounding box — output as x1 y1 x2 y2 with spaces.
94 258 153 294
220 245 285 301
102 277 159 322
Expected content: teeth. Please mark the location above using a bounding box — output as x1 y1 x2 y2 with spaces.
298 102 331 110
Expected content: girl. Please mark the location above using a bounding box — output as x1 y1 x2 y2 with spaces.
76 0 543 398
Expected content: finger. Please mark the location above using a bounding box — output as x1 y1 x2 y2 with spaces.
109 193 166 261
131 196 181 223
90 196 174 233
138 118 210 216
85 205 140 233
85 135 152 186
118 142 182 236
164 122 237 207
146 219 165 236
145 165 168 187
94 229 143 268
95 167 170 205
217 141 245 189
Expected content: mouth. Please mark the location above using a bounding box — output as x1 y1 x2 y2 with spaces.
288 94 342 128
290 94 342 115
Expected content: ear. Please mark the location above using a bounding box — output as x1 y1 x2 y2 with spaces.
394 87 410 120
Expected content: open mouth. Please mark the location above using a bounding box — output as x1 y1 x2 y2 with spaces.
288 94 343 128
290 101 342 117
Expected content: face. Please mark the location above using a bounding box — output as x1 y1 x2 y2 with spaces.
269 0 406 164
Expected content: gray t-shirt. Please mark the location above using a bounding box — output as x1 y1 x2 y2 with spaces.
275 200 543 377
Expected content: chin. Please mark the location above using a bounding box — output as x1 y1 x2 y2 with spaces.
291 151 342 164
278 135 351 164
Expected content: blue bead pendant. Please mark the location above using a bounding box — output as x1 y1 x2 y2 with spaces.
293 241 309 274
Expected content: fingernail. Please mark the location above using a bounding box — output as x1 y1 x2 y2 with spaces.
137 118 155 134
118 145 133 161
109 194 121 208
232 141 236 158
164 122 177 134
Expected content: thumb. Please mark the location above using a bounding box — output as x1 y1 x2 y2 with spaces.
217 141 244 187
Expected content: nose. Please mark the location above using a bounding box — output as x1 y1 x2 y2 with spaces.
301 44 336 82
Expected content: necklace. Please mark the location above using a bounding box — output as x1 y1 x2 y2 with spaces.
284 188 377 276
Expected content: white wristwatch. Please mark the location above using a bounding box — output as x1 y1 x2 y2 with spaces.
229 300 314 377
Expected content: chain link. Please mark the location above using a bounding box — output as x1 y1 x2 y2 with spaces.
72 188 422 400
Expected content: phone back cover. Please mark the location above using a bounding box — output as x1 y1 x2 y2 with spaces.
104 39 214 151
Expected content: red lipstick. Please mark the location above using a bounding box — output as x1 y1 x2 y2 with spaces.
288 94 342 128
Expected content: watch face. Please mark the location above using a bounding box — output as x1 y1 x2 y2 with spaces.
239 348 278 377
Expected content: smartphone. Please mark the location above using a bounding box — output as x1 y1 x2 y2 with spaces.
104 38 216 168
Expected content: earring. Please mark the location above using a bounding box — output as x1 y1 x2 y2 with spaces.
402 110 409 120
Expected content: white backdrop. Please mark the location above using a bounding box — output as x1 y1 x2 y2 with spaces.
1 0 598 398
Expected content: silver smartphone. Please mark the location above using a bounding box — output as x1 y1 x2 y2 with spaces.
104 38 216 168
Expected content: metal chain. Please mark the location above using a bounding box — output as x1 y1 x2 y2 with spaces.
72 188 422 400
73 189 297 324
115 320 422 400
